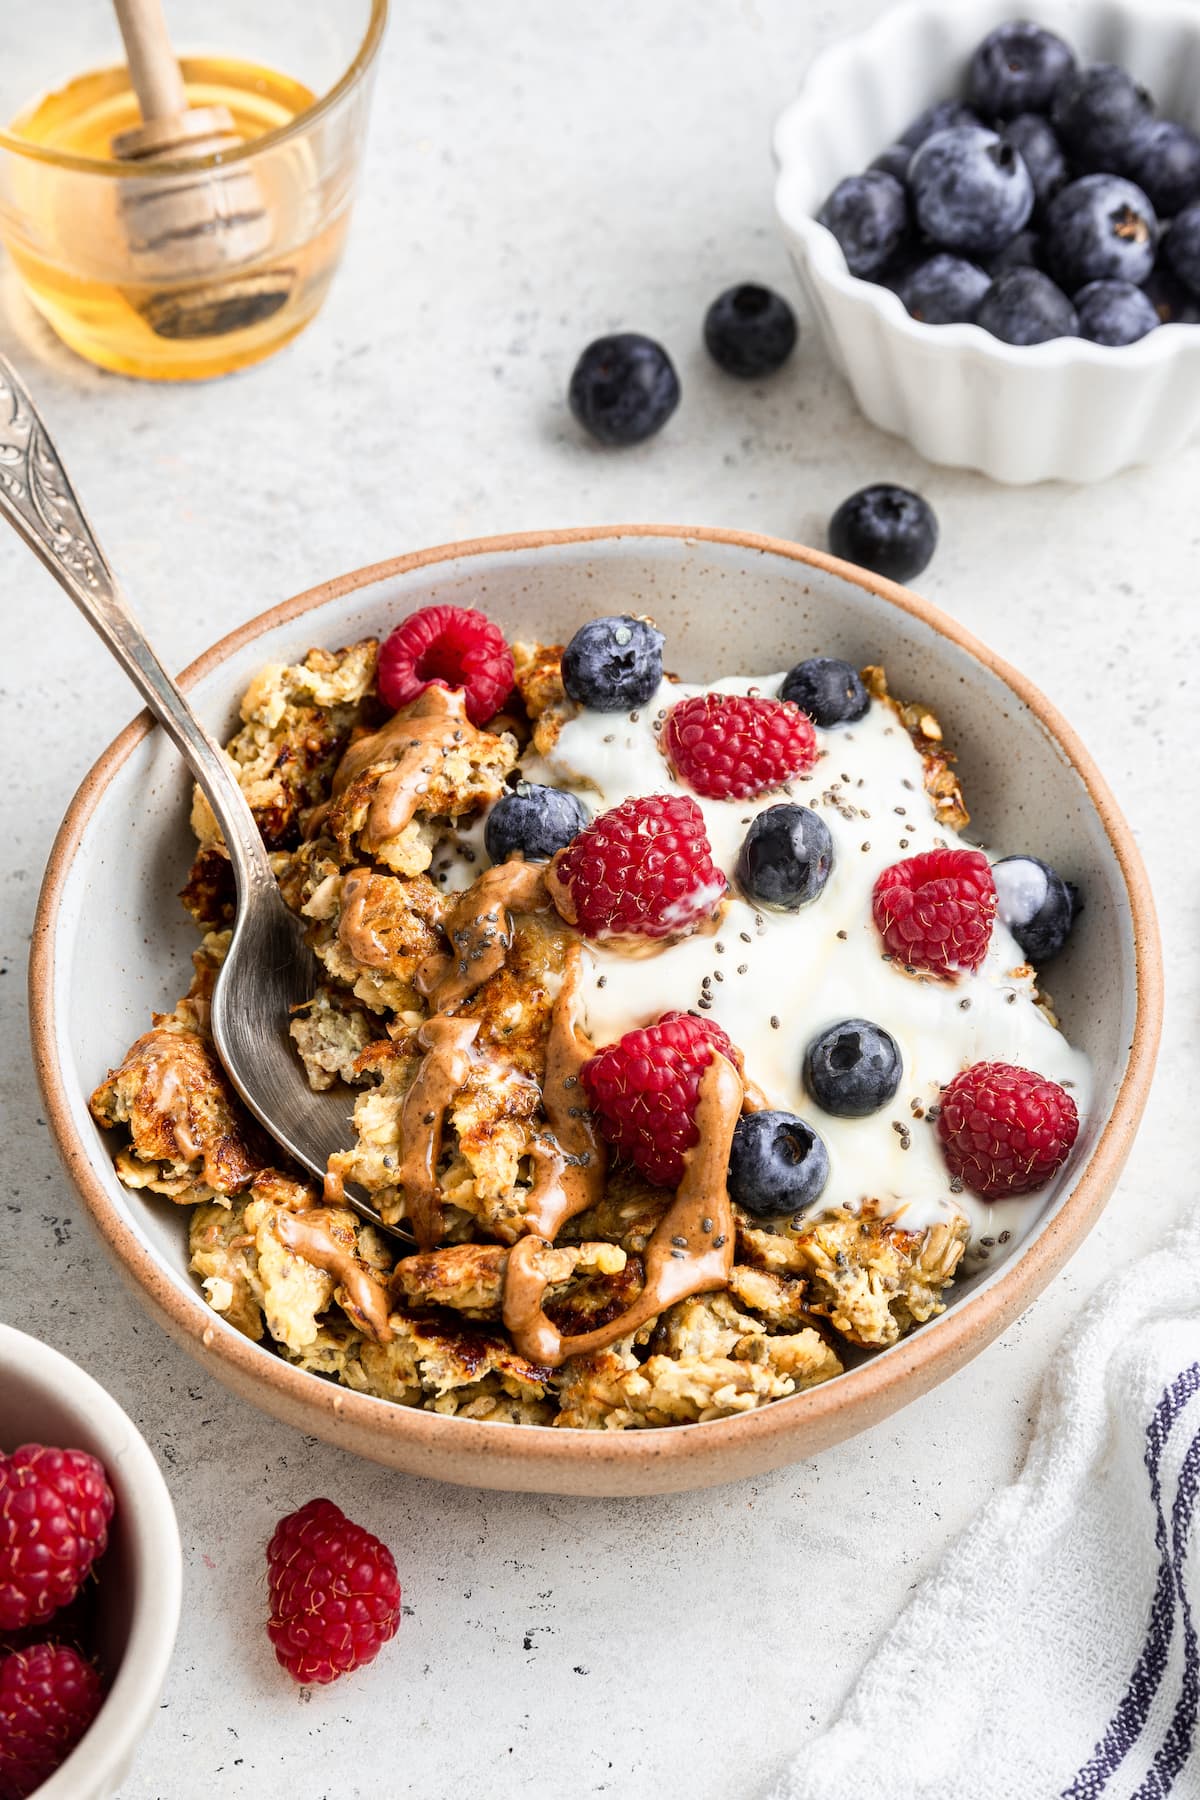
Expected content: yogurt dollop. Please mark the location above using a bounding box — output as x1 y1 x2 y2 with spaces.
522 670 1092 1257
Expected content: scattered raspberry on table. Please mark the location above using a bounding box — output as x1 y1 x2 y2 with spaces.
266 1498 401 1685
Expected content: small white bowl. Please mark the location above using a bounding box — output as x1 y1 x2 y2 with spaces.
0 1324 181 1800
774 0 1200 483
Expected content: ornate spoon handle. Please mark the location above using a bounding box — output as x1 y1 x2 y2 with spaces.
0 355 274 897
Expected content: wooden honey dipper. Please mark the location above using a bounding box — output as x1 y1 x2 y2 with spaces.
111 0 294 340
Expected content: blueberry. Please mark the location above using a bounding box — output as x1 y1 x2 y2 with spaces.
804 1019 903 1119
870 143 912 184
1051 63 1153 173
900 100 982 150
968 22 1076 119
1127 120 1200 217
828 483 938 583
735 805 833 911
985 227 1044 276
1000 114 1068 212
1164 198 1200 297
561 615 664 711
568 334 680 446
992 855 1078 962
897 253 991 324
818 172 909 278
703 283 798 378
977 268 1079 343
727 1111 830 1220
1142 259 1200 324
909 127 1034 257
1075 279 1160 345
779 656 869 728
485 784 589 864
1045 175 1158 292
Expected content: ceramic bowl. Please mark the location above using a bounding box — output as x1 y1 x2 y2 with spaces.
30 527 1161 1496
0 1323 181 1799
773 0 1200 483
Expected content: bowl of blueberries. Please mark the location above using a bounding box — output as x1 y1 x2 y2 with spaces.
774 0 1200 482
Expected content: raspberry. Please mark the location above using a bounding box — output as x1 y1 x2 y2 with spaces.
0 1643 103 1798
377 605 514 726
938 1060 1079 1197
266 1499 401 1685
546 794 727 942
0 1448 114 1634
582 1011 740 1186
872 847 997 977
663 692 818 799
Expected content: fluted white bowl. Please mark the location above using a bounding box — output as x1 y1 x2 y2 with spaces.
774 0 1200 483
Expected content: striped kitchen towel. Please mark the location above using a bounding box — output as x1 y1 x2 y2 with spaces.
769 1207 1200 1800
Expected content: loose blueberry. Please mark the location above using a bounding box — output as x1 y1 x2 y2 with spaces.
828 483 938 583
818 171 909 278
780 656 869 728
1045 175 1158 292
968 21 1076 119
1164 198 1200 297
485 784 589 864
703 283 798 378
992 854 1078 962
735 804 833 911
561 615 665 712
567 334 680 446
900 99 982 150
1127 119 1200 217
1051 63 1154 173
909 126 1035 257
977 268 1079 343
985 227 1044 276
897 252 992 324
1000 114 1068 213
1075 279 1160 345
870 143 912 184
1142 260 1200 324
804 1019 903 1119
727 1110 830 1220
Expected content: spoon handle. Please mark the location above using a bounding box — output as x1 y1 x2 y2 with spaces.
0 355 275 899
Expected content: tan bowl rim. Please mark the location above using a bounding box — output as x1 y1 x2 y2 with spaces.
29 524 1164 1478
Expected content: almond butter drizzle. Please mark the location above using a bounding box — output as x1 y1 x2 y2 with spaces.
502 1053 742 1367
396 1014 480 1248
332 684 470 853
275 1208 393 1344
337 870 395 969
416 859 549 1012
520 945 606 1239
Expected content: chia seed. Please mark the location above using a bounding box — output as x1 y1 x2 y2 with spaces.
861 842 871 852
702 1217 713 1233
836 930 848 941
949 1176 964 1193
597 975 607 988
769 1015 780 1030
672 1235 688 1248
737 963 748 975
740 931 752 944
999 1230 1011 1244
713 970 724 983
713 1234 726 1249
959 998 972 1010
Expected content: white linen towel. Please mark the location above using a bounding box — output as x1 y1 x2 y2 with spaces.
769 1209 1200 1800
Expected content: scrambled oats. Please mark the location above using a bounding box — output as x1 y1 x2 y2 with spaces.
91 635 973 1432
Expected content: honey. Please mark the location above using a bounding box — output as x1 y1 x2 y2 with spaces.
3 56 348 379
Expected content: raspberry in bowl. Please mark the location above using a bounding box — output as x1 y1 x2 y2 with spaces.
35 527 1159 1493
0 1325 181 1798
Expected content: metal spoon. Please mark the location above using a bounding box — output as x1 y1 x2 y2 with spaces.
0 354 403 1239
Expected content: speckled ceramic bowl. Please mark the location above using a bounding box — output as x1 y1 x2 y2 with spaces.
30 527 1161 1495
0 1323 181 1798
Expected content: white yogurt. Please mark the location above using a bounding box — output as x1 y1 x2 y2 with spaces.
520 671 1092 1255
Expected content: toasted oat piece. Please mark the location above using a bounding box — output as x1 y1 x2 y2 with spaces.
289 985 381 1091
339 1309 553 1407
739 1206 968 1349
90 1019 261 1203
860 664 968 834
559 1164 671 1254
726 1263 814 1332
325 690 516 877
189 640 379 856
554 1348 794 1430
512 640 570 754
391 1239 628 1319
300 866 445 1017
189 1169 392 1352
